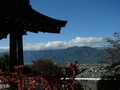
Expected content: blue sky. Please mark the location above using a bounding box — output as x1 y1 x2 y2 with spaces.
0 0 120 51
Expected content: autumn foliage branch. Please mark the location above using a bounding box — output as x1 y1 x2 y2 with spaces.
0 61 86 90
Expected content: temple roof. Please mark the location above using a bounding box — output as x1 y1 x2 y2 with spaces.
0 0 67 39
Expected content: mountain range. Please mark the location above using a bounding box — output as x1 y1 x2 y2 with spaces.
0 46 106 64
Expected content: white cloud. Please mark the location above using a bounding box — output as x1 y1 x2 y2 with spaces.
0 46 9 52
23 37 104 50
0 37 104 51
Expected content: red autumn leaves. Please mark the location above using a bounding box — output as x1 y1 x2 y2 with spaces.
0 61 86 90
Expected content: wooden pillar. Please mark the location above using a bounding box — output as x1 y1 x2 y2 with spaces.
17 32 24 65
10 31 18 72
10 29 24 72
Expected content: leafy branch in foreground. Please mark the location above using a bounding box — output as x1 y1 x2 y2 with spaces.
103 31 120 74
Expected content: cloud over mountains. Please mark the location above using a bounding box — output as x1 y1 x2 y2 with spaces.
0 37 104 51
23 37 104 50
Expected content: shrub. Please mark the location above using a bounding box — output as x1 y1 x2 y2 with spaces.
0 61 86 90
31 59 60 75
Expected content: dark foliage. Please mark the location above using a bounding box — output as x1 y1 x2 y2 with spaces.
0 61 86 90
22 64 33 75
97 74 120 90
0 53 10 73
31 58 60 75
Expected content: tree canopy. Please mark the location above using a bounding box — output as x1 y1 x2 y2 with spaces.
31 58 60 75
0 53 10 73
103 31 120 74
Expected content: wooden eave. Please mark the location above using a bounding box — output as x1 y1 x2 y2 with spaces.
0 3 67 34
0 1 67 40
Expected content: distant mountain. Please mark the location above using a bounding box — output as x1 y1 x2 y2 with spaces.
0 46 105 64
23 46 105 64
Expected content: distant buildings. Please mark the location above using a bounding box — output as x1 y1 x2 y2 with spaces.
77 63 110 78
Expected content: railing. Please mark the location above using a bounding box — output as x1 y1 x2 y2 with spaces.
61 78 101 81
84 84 92 90
75 78 101 81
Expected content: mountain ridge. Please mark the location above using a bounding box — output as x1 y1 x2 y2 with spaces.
0 46 105 64
0 46 104 64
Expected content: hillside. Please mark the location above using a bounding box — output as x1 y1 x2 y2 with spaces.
0 46 105 64
23 46 105 64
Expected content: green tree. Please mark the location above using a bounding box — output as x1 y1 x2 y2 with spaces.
0 53 10 73
31 58 60 75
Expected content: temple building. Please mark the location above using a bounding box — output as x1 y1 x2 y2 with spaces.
0 0 67 71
